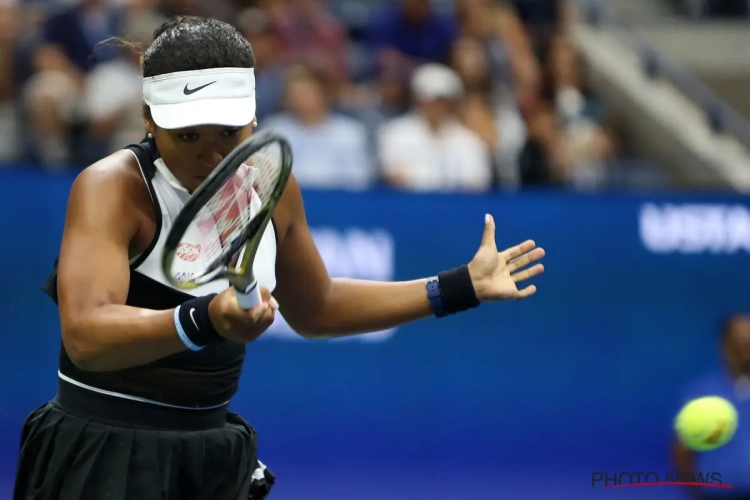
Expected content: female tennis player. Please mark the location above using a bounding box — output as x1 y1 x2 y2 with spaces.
14 15 545 500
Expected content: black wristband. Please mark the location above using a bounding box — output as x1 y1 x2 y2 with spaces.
437 265 480 315
176 294 222 349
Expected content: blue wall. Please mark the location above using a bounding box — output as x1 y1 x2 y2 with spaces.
1 168 749 499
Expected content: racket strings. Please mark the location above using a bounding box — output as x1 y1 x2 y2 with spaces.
184 142 283 265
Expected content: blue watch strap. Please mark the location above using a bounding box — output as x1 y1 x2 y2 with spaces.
426 278 446 318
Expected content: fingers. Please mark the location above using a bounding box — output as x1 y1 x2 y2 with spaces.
481 214 497 250
238 305 276 343
246 301 277 324
259 287 279 309
511 263 544 284
246 302 270 322
500 240 536 261
515 284 537 299
506 247 545 273
245 288 278 322
257 301 276 326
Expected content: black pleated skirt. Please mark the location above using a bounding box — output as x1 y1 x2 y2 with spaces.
13 380 275 500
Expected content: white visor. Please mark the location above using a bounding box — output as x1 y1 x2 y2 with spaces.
143 68 256 129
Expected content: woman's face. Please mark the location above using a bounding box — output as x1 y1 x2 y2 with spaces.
148 121 255 193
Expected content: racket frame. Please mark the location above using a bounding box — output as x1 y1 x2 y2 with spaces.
161 131 293 308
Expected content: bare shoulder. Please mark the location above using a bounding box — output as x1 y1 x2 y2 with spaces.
72 149 147 200
66 149 155 252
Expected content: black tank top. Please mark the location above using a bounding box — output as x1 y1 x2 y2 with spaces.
42 137 279 408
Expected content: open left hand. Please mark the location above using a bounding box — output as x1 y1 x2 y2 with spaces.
468 214 545 302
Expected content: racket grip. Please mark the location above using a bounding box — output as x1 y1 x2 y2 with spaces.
235 281 262 310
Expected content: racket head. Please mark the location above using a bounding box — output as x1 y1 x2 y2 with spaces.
161 131 293 291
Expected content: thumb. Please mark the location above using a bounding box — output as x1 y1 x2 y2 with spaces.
481 214 496 249
244 287 271 321
259 287 279 310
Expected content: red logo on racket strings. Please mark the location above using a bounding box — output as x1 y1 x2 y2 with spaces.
176 243 201 262
213 179 255 246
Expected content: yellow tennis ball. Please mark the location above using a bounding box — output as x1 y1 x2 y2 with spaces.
674 396 738 452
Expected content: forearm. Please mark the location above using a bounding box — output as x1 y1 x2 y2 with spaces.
63 304 186 372
296 278 432 338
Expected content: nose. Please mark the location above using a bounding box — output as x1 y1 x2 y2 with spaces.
196 144 225 170
211 150 225 165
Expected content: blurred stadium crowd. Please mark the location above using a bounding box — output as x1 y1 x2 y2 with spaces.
0 0 746 192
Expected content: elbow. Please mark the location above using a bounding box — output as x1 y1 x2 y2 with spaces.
285 314 335 340
61 323 105 372
291 323 331 340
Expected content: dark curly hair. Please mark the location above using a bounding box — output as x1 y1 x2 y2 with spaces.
142 16 256 78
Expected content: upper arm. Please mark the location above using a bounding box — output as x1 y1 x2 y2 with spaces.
57 158 146 335
272 175 332 333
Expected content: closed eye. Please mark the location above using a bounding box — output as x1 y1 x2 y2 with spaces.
222 128 241 138
178 133 199 143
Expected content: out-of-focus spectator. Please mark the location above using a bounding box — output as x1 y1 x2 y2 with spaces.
261 64 374 190
23 0 124 166
506 0 574 60
456 0 540 111
237 7 285 121
0 0 20 161
545 34 615 189
157 0 199 17
83 12 164 159
253 0 286 18
378 63 492 192
367 0 457 78
341 55 412 171
451 36 527 187
269 0 350 96
684 0 750 18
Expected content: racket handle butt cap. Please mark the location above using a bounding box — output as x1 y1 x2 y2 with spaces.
235 282 262 310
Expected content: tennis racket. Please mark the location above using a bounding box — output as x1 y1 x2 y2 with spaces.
161 131 293 309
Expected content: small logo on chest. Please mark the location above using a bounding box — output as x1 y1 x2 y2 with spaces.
176 243 201 262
